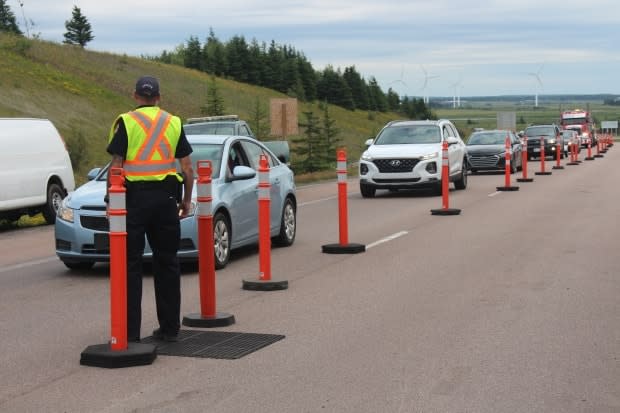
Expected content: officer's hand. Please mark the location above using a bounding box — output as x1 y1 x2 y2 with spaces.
178 200 191 218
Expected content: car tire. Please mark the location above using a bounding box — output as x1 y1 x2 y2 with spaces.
63 261 95 270
454 162 467 190
273 198 296 247
360 183 376 198
42 183 65 224
213 211 231 269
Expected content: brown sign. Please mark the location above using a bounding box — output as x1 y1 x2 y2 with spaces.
270 98 299 137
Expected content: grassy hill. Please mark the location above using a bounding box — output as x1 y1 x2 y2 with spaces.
0 34 395 184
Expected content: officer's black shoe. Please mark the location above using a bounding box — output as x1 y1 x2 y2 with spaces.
152 328 178 342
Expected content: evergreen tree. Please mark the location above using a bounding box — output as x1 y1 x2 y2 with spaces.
184 36 202 70
63 6 93 47
201 76 225 116
203 28 227 76
317 66 355 110
292 110 323 173
0 0 22 35
226 35 249 82
386 88 401 112
367 77 388 112
343 66 369 110
249 97 269 140
320 104 341 168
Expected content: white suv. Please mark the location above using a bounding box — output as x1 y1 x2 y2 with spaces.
358 119 468 198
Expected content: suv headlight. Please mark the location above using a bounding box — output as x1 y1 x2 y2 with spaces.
548 139 556 144
361 151 373 161
419 152 439 161
57 199 74 223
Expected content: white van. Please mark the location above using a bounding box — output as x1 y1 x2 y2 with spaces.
0 118 75 224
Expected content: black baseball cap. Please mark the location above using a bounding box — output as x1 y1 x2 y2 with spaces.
135 76 160 97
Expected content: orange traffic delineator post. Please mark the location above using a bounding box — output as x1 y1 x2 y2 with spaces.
535 137 552 176
517 137 534 182
184 161 235 327
322 149 366 253
243 155 289 290
80 167 156 368
431 141 461 215
552 140 564 170
584 139 595 161
497 135 519 191
594 139 604 158
567 139 580 166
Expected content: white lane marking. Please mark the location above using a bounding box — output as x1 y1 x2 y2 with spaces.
488 191 502 197
299 196 337 206
366 231 409 249
0 256 58 274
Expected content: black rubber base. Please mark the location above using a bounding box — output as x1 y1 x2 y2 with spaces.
430 208 461 216
594 154 604 158
516 178 534 182
321 243 366 254
242 279 289 291
535 171 552 175
552 166 565 170
182 312 236 328
496 186 519 191
584 157 595 161
80 342 156 368
566 162 580 166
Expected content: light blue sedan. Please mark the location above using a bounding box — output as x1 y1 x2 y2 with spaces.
55 135 297 270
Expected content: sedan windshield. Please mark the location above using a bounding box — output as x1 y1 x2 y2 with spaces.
467 132 509 145
189 143 224 178
375 125 441 145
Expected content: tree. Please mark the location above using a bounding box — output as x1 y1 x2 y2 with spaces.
184 36 202 70
292 110 323 173
63 6 93 47
249 97 270 140
0 0 22 35
201 76 225 116
320 104 341 168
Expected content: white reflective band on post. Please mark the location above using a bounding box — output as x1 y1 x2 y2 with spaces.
109 215 126 232
337 160 347 171
197 183 211 198
337 173 347 183
197 201 212 217
259 171 269 184
258 187 270 199
442 155 449 166
109 194 125 210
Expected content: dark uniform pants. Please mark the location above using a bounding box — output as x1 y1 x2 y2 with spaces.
125 179 181 340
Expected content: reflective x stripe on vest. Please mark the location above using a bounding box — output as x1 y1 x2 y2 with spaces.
123 109 177 179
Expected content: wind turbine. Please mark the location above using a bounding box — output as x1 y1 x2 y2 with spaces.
418 65 439 104
449 75 463 108
528 64 544 107
388 65 408 98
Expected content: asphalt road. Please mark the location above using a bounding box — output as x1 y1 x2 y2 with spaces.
0 148 618 412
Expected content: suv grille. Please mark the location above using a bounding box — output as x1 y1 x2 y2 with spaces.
373 159 420 173
81 216 109 231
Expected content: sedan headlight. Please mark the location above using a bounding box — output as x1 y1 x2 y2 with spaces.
57 199 74 223
361 151 373 161
548 139 556 144
419 152 439 161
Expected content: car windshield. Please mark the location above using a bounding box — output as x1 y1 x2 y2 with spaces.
189 143 224 178
525 126 555 137
375 125 440 145
467 132 509 145
184 123 235 135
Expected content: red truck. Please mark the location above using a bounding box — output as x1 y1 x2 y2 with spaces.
560 109 596 148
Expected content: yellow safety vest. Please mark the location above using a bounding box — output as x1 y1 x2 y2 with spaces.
109 107 183 182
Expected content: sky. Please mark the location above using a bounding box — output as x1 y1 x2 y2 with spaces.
10 0 620 99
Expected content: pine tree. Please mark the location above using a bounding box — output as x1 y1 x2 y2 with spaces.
320 104 342 168
184 36 202 70
63 6 93 47
249 97 269 140
201 76 225 116
292 110 323 173
0 0 22 35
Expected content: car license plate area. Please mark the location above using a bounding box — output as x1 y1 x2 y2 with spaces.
94 233 110 253
533 148 540 152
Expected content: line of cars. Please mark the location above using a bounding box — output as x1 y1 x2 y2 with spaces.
357 120 586 198
55 116 297 270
